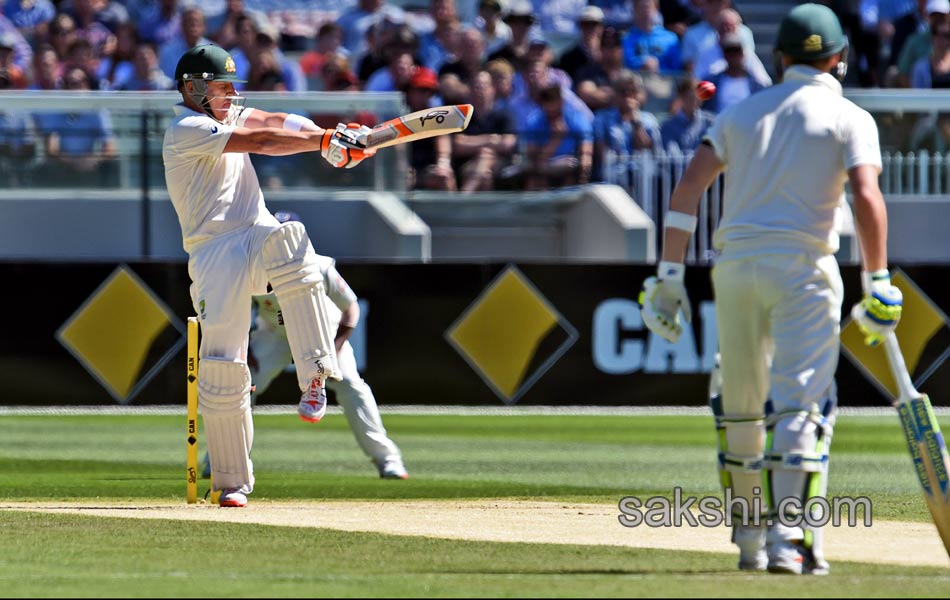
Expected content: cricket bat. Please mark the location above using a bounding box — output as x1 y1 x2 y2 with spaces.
883 331 950 557
356 104 474 150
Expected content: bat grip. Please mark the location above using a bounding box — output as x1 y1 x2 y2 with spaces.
883 332 919 402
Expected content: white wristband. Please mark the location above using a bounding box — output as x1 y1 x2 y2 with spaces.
283 113 314 132
664 211 698 233
657 261 686 283
861 269 890 293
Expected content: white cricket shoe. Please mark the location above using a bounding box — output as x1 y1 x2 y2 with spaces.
378 459 409 480
219 489 247 508
298 378 327 423
733 525 767 571
767 540 829 575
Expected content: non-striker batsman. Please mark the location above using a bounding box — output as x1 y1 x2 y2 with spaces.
638 4 903 574
163 44 376 508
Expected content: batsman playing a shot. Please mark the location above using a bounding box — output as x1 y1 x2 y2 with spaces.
639 4 903 574
163 44 376 508
244 213 408 480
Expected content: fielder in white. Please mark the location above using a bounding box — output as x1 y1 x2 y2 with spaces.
639 4 903 575
245 213 408 479
163 44 376 508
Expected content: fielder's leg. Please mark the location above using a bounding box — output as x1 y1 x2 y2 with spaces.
329 341 407 479
260 222 341 423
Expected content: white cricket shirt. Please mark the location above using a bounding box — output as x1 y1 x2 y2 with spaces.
162 103 267 253
704 65 882 257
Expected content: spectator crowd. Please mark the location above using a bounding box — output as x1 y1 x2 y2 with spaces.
1 0 947 190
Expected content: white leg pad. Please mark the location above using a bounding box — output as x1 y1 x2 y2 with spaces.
261 222 341 389
198 358 254 493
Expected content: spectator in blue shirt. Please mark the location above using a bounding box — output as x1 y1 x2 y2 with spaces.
3 0 55 44
521 83 594 189
622 0 682 73
0 14 33 72
31 67 117 186
135 0 181 47
659 76 715 153
157 7 211 79
592 70 661 180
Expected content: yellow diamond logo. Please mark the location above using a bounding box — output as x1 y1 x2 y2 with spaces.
56 265 185 404
841 269 950 400
445 265 578 404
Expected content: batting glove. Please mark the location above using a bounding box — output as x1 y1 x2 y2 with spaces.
321 123 376 169
851 269 903 347
639 261 691 343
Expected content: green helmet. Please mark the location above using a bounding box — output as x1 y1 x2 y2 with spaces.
175 45 246 123
174 44 245 84
776 3 847 60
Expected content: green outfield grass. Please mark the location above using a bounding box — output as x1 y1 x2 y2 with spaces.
0 413 947 597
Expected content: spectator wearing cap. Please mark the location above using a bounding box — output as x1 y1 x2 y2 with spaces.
659 76 715 153
476 0 511 57
520 83 594 190
592 70 661 178
337 0 406 58
486 0 538 71
451 69 518 192
418 0 462 72
509 54 593 125
2 0 55 45
557 5 605 81
0 14 32 73
404 66 456 191
681 1 755 78
622 0 681 73
135 0 181 47
897 0 950 86
439 26 487 104
158 7 211 79
684 6 769 83
575 27 627 111
704 32 768 113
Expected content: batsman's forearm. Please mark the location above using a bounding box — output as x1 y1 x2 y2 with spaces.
852 191 889 272
661 144 724 263
226 128 329 156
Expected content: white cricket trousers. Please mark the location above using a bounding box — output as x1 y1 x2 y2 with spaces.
712 252 843 418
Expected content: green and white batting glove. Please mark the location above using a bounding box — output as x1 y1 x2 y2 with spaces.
639 261 691 343
851 269 903 347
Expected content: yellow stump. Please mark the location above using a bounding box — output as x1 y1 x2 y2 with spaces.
186 317 199 504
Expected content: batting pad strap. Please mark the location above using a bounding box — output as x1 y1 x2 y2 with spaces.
766 451 828 472
664 211 698 233
283 113 314 132
719 452 766 473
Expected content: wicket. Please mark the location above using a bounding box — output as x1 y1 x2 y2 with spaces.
186 316 199 503
186 316 218 504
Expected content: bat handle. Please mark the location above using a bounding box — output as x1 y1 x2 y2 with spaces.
883 331 919 402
